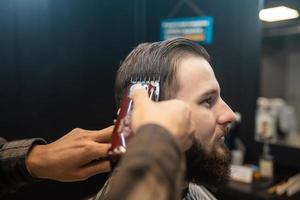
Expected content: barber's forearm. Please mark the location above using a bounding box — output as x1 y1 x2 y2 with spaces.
107 124 185 200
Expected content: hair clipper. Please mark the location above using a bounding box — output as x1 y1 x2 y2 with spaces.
108 80 159 167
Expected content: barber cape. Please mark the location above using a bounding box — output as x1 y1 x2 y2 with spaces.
182 183 217 200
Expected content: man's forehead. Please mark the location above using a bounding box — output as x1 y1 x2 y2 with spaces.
175 57 220 94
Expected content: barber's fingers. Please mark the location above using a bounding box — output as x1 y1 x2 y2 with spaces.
181 108 195 151
89 125 114 142
187 111 195 136
84 142 111 161
187 112 195 139
130 86 151 107
184 131 194 151
79 160 111 179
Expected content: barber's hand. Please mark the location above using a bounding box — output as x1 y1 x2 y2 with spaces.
130 86 194 151
26 126 113 182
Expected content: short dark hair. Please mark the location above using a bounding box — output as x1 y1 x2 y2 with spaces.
115 38 210 106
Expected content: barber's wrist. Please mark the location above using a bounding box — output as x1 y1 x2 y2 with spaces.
26 144 48 179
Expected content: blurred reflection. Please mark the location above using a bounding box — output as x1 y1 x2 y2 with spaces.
255 97 299 147
258 0 300 148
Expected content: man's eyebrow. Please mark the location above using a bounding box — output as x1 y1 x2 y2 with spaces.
200 89 219 97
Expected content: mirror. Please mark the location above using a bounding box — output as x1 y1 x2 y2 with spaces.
256 0 300 148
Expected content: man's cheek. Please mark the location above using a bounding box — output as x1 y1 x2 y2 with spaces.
194 129 215 151
194 136 211 154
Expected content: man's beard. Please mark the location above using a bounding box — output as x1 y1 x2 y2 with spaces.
185 141 231 188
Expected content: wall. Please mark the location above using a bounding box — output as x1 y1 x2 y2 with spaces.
261 36 300 134
286 39 300 129
0 1 141 199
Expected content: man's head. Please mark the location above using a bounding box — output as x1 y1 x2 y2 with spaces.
115 38 236 188
115 38 210 105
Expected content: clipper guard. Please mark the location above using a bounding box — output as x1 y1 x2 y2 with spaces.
108 79 159 167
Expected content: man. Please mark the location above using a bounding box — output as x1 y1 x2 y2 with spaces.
99 37 237 200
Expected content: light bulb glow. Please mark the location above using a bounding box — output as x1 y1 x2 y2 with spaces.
259 6 299 22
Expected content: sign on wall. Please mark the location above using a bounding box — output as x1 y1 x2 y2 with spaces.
160 16 214 45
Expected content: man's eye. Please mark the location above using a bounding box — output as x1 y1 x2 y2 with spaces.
201 97 213 107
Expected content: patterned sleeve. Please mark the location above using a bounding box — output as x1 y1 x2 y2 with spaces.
0 137 46 197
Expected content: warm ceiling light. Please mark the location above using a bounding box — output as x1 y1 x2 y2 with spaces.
259 6 299 22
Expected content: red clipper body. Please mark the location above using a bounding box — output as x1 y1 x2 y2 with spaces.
108 80 159 166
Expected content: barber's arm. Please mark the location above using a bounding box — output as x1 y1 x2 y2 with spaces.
105 124 186 200
25 126 113 182
98 87 194 200
0 126 113 197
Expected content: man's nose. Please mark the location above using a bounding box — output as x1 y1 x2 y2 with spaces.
217 99 237 124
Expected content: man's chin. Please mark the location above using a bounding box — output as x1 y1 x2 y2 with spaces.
185 142 231 189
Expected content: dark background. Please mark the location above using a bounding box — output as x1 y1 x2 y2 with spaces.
0 0 263 199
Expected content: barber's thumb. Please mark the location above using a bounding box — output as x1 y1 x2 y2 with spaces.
130 85 149 105
189 120 196 136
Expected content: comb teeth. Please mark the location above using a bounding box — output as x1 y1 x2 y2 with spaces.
129 77 160 102
130 75 160 83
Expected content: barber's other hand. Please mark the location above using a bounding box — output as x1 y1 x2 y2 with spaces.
26 126 113 182
130 86 194 151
